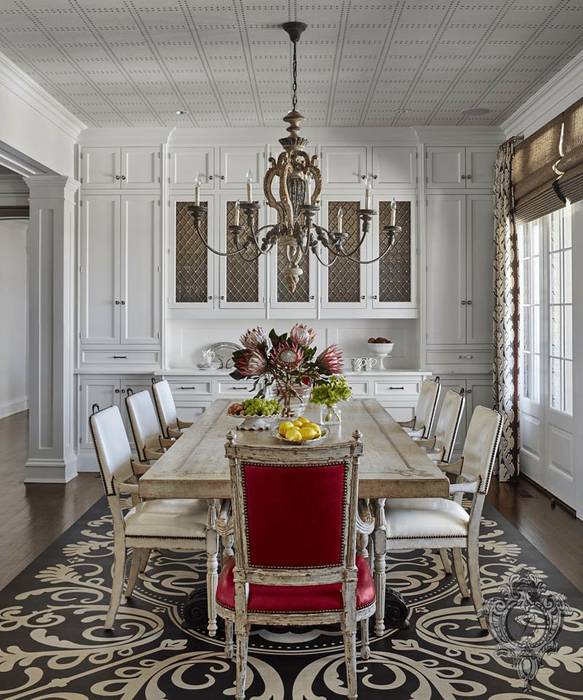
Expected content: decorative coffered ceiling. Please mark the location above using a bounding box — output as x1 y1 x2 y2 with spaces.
0 1 582 129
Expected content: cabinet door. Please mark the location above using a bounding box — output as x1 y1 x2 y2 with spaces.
467 378 494 413
426 195 467 344
120 196 161 344
121 147 160 189
79 196 120 344
372 196 416 312
269 241 317 315
169 147 214 187
321 146 367 187
171 197 215 310
466 147 496 189
219 146 264 189
80 147 120 189
426 147 465 188
320 196 368 312
371 146 417 187
79 378 119 449
466 195 494 344
217 195 265 310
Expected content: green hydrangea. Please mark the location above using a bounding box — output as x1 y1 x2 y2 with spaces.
311 375 352 407
241 397 282 416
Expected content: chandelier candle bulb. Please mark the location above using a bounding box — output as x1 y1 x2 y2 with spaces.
390 198 397 226
194 177 200 206
245 170 253 202
337 207 343 233
364 176 372 210
234 200 240 226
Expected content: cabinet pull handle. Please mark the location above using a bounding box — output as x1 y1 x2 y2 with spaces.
208 175 213 180
220 175 225 180
231 386 247 391
388 386 405 390
115 299 121 305
458 354 474 360
372 295 378 300
113 355 128 359
361 295 366 300
309 295 315 300
179 386 196 390
466 300 472 305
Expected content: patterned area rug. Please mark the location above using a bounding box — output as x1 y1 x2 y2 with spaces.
1 498 582 700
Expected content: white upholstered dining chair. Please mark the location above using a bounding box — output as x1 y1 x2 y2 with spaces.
379 406 503 631
416 388 466 464
217 430 375 700
126 389 175 464
89 404 218 633
152 379 193 439
398 376 441 439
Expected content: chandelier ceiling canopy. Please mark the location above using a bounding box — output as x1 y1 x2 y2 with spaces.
189 22 400 292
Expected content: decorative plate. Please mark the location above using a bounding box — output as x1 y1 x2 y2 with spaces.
273 426 329 445
207 342 242 369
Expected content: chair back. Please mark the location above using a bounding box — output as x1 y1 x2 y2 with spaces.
462 406 504 494
126 390 161 461
89 405 134 496
225 431 363 587
434 389 465 463
152 379 178 438
415 377 441 438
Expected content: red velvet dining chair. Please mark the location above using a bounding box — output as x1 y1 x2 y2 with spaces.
217 430 375 700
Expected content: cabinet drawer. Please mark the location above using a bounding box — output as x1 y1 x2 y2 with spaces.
374 381 419 396
346 380 368 396
426 350 492 366
81 349 160 365
217 380 254 395
169 381 212 396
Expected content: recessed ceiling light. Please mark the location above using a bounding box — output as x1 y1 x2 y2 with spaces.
175 110 187 115
462 107 491 117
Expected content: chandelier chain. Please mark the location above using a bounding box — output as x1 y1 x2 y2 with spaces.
291 38 298 111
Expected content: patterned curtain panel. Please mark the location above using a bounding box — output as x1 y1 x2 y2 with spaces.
493 139 521 481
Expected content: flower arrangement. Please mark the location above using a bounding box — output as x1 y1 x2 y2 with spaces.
230 324 344 416
311 375 352 407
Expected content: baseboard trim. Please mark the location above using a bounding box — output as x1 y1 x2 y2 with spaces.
24 457 78 483
0 396 28 420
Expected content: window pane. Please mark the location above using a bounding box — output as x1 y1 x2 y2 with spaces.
549 252 561 304
532 257 540 304
533 306 540 353
532 354 540 403
564 249 572 304
550 358 562 410
564 305 572 361
550 306 561 356
522 353 531 399
549 211 561 251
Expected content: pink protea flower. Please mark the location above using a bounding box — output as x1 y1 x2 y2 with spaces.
290 323 316 347
271 342 304 371
235 349 267 377
316 344 343 374
240 326 267 350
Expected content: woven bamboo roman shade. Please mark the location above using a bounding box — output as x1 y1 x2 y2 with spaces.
556 97 583 204
511 115 564 223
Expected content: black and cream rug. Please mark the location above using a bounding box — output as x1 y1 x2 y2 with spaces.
1 498 582 699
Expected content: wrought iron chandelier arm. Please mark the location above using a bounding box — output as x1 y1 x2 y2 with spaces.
193 219 250 257
332 240 396 265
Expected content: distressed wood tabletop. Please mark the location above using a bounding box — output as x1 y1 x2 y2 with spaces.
139 399 449 500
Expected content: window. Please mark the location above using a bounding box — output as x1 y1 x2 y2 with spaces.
518 206 572 415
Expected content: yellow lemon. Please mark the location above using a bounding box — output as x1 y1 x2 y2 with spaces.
285 427 303 442
300 425 318 441
296 416 310 426
278 421 295 437
293 419 304 428
307 423 321 437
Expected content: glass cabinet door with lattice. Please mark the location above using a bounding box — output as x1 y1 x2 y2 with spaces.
371 195 417 315
217 195 266 312
171 197 215 311
319 195 369 312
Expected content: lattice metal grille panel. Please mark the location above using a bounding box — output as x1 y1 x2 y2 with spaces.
379 200 411 303
327 201 362 304
277 242 310 302
175 201 208 303
226 201 259 303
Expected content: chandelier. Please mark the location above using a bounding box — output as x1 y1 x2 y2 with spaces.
189 21 400 292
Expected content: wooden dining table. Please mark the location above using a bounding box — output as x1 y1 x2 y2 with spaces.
139 398 449 634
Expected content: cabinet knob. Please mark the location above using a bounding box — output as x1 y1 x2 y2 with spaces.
220 295 225 300
120 300 126 305
208 175 213 181
461 174 466 180
120 175 126 181
372 174 378 180
115 299 121 305
121 388 126 394
466 300 472 305
115 175 121 181
372 295 378 300
309 295 315 300
220 175 225 180
361 295 366 300
461 300 467 305
114 388 120 394
466 174 472 180
466 388 473 394
208 295 213 300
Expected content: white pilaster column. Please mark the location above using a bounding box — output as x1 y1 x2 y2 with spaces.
24 175 79 483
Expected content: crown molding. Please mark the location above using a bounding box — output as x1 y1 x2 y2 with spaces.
79 127 174 146
413 126 503 145
501 48 583 139
0 51 86 142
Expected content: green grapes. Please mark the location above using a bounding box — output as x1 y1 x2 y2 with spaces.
241 397 282 416
311 375 352 407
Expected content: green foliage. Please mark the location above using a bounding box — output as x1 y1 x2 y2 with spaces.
311 375 352 407
241 397 282 416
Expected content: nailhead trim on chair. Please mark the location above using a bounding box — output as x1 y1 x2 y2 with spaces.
387 533 466 540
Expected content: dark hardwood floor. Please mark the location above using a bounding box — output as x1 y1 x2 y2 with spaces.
0 411 582 593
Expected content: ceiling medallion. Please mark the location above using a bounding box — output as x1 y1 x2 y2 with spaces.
188 22 400 292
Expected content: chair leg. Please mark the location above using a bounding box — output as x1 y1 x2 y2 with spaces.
452 548 470 599
225 619 234 659
139 548 151 574
343 630 358 700
373 524 387 636
360 618 370 660
125 549 143 597
235 625 249 700
439 548 452 574
467 541 487 630
105 541 126 629
207 528 219 637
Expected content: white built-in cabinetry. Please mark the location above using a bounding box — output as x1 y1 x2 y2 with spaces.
80 146 161 189
425 147 496 189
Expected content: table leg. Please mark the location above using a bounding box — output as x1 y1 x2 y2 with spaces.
374 498 409 634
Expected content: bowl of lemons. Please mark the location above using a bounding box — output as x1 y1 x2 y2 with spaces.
274 416 328 444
